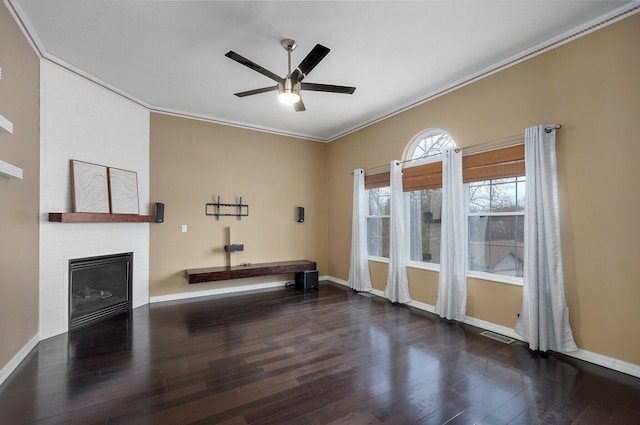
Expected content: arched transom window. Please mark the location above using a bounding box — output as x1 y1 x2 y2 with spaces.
407 129 456 161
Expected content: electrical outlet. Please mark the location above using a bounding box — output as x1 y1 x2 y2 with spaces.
181 225 187 233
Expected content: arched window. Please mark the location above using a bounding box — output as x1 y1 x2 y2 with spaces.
405 129 456 266
406 129 455 161
367 129 457 262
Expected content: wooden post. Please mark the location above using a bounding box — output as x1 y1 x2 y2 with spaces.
226 226 233 268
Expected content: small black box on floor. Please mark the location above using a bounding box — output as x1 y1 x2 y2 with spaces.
295 270 318 290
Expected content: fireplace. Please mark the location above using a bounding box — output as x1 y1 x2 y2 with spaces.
69 252 133 330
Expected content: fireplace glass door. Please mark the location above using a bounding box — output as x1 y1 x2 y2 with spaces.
69 252 132 330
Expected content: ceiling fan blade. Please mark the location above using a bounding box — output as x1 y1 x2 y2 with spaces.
293 98 306 112
290 44 330 82
233 86 278 97
225 51 281 83
301 83 356 94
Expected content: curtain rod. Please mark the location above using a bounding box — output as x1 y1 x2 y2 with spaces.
352 152 440 175
350 164 390 175
455 124 561 153
350 124 561 175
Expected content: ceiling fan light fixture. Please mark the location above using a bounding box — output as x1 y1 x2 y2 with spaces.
226 40 355 111
278 78 301 105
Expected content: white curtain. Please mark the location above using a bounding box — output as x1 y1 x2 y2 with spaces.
409 193 422 262
385 161 411 303
348 169 373 292
515 125 578 353
436 148 466 320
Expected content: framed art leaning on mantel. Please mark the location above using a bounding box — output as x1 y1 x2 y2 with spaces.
108 167 139 214
70 160 110 213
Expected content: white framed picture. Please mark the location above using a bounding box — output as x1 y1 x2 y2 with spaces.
70 160 110 213
108 167 139 214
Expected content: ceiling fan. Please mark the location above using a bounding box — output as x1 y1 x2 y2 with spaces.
225 39 356 112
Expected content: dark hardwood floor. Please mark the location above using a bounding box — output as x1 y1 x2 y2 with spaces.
1 282 640 424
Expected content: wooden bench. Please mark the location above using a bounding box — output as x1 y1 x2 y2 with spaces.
185 260 317 284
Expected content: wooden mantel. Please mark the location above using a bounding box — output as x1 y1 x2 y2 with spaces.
48 213 155 223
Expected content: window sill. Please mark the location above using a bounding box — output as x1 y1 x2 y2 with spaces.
406 261 440 272
365 259 523 286
466 271 523 286
368 256 389 264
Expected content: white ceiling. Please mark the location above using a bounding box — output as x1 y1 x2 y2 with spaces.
10 1 634 141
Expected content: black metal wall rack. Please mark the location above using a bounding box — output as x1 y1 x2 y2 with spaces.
205 196 249 220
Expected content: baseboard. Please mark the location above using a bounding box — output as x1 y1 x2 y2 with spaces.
149 280 289 304
0 334 38 387
371 288 385 298
151 275 337 304
327 275 349 287
569 347 640 378
461 315 523 342
325 276 386 298
408 299 437 314
460 315 640 379
326 275 640 379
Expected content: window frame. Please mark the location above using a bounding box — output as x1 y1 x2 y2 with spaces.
464 178 525 286
406 128 456 163
366 186 391 261
405 160 443 271
403 129 455 269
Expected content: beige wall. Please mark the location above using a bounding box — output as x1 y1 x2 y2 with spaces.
149 114 328 297
327 14 640 365
0 3 40 370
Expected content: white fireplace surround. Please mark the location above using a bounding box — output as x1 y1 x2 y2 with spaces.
39 61 150 339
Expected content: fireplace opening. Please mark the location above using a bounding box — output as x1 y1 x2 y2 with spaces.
69 252 132 330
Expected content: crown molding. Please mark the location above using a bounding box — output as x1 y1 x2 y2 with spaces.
41 56 151 110
148 107 327 143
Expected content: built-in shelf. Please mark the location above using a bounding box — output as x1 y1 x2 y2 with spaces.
0 113 13 134
48 213 155 223
0 159 22 179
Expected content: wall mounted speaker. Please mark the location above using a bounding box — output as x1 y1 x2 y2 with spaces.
297 206 304 223
154 203 164 223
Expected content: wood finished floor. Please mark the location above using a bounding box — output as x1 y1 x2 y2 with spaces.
1 283 640 425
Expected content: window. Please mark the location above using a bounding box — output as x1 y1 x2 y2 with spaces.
405 129 455 265
407 129 455 161
467 176 525 278
408 188 442 263
365 130 525 281
367 186 390 258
